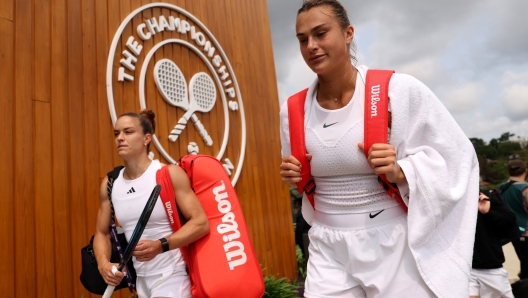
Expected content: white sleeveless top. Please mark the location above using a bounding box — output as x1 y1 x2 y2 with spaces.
306 71 398 214
112 160 186 276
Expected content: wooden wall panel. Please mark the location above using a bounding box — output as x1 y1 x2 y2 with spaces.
34 2 54 298
0 1 15 296
2 0 295 296
50 0 74 296
34 102 56 297
14 0 36 296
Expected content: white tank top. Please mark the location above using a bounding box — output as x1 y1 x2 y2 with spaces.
306 72 398 214
112 160 186 276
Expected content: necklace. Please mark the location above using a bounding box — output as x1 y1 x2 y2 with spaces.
124 160 152 180
318 70 356 102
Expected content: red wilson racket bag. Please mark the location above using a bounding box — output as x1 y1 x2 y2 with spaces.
156 154 264 298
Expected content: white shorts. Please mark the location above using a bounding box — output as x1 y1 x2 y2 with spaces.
469 268 514 298
136 270 191 298
305 206 434 298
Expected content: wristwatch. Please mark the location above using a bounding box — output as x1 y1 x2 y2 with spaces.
159 237 169 253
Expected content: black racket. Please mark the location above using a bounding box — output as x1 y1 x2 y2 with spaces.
103 184 162 298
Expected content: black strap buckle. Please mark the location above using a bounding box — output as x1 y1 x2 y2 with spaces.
377 176 389 191
303 179 316 195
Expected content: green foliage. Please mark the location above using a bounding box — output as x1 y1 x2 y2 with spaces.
472 132 528 188
295 245 307 280
498 142 522 157
263 275 299 298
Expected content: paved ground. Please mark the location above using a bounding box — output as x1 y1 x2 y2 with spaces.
503 242 521 283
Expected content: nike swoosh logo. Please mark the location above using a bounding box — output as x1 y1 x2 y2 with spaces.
369 210 385 219
323 122 338 128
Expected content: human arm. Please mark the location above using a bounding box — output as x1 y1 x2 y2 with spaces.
387 73 479 244
132 165 209 261
93 177 125 286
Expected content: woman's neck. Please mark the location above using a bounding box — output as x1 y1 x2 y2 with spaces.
316 63 357 108
123 156 152 180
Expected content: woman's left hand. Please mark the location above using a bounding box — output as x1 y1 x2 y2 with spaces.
132 240 163 262
358 143 406 184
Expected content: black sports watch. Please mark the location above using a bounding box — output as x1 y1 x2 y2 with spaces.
159 237 170 253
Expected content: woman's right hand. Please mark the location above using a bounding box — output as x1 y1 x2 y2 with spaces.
99 261 125 286
279 154 311 187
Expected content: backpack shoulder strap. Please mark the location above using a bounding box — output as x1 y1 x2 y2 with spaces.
500 181 516 194
363 70 408 212
156 165 190 268
106 166 124 220
363 69 394 153
287 88 315 209
156 165 184 232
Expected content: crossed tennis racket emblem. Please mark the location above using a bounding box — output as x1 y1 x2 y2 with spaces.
154 58 216 146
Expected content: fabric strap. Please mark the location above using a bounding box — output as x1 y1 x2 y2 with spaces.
107 166 136 295
287 88 314 208
500 180 516 194
363 70 407 212
155 166 190 266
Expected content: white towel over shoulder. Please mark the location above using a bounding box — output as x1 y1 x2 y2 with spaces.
279 65 479 298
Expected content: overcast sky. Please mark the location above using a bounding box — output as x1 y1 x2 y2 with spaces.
266 0 528 142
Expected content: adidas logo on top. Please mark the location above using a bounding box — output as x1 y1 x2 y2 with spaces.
127 187 136 194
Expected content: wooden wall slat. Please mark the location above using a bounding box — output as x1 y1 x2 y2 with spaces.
107 0 123 170
50 0 74 295
34 101 56 297
228 0 269 272
0 2 15 296
14 0 36 296
67 0 87 296
34 1 55 296
0 1 13 20
253 0 295 276
81 0 101 270
34 0 56 290
34 0 51 103
95 0 113 181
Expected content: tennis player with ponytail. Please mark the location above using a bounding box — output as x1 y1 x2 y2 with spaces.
279 1 479 297
93 109 209 297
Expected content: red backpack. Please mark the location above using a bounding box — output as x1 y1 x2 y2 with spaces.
287 69 407 212
156 154 264 297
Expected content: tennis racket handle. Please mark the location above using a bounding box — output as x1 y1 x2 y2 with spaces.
168 117 188 142
192 116 213 146
102 285 116 298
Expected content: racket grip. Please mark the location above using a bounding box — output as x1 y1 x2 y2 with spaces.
191 115 213 146
168 117 188 142
102 285 116 298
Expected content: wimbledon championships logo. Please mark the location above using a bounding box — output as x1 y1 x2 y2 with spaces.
107 3 246 185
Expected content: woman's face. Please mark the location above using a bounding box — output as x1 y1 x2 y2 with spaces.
296 5 353 76
114 116 150 159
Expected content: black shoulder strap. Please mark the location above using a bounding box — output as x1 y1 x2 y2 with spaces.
107 166 125 184
500 181 516 194
106 166 124 223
